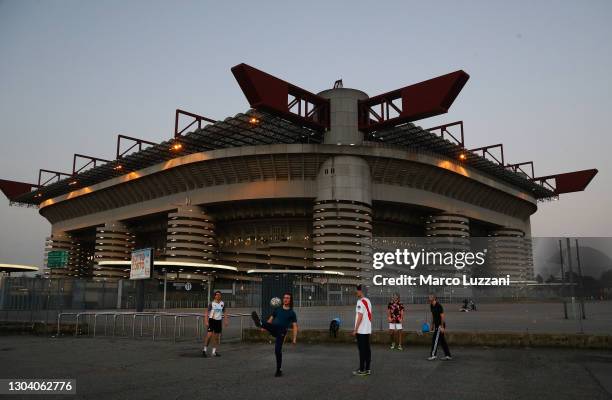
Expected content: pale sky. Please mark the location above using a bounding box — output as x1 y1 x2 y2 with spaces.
1 0 611 266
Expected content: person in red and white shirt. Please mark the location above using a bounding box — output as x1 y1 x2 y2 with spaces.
352 284 372 376
387 293 405 350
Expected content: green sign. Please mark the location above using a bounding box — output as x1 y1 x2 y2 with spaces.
47 250 69 268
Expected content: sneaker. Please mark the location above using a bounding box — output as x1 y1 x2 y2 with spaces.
202 350 208 358
365 370 371 375
397 345 403 351
275 370 283 377
427 355 437 361
352 370 367 376
213 352 221 357
390 343 395 350
441 356 452 361
251 311 262 328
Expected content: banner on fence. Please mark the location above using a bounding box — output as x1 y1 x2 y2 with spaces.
129 248 153 280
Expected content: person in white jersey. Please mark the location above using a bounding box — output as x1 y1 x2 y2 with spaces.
352 284 372 376
202 290 228 357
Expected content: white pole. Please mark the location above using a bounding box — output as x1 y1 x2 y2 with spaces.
299 276 302 308
116 279 123 309
207 275 213 306
163 270 167 310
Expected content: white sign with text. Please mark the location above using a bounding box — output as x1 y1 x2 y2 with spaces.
130 248 153 280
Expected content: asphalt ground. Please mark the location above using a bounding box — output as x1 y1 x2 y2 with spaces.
0 336 611 400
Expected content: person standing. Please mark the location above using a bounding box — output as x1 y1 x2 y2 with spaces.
203 290 228 357
428 294 452 361
352 284 372 376
251 293 298 377
387 293 405 350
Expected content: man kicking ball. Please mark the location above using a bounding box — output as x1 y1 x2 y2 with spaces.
202 290 228 358
352 284 372 376
251 293 298 377
428 294 452 361
387 293 404 350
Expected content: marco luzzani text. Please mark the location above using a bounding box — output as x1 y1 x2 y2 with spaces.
371 249 511 287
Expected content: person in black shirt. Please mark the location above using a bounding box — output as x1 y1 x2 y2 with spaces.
428 294 452 361
251 293 299 377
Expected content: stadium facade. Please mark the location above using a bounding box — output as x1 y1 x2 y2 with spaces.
0 64 598 290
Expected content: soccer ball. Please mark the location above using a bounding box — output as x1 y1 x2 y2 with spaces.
270 297 282 308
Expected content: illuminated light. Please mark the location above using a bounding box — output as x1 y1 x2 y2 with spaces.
68 180 78 186
459 153 467 161
437 160 469 177
246 269 344 275
114 164 123 171
0 263 38 272
170 142 183 151
96 260 237 271
249 116 260 125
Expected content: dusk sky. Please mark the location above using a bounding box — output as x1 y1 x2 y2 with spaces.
1 0 611 266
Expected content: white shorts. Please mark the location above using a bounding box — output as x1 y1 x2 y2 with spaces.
389 323 403 330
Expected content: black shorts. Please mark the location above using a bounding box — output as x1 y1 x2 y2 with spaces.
207 318 222 334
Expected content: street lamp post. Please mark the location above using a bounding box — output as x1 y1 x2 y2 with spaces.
558 239 568 320
574 239 587 320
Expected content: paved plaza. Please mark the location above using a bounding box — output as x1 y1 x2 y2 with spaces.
1 336 611 399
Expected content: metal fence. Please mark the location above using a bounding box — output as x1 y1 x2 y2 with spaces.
0 275 355 315
55 311 252 342
1 275 611 336
0 277 118 326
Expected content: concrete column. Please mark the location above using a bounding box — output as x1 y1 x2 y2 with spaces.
165 205 217 263
425 213 471 278
487 228 532 282
94 221 134 281
44 232 74 279
313 156 373 279
312 87 373 280
116 279 123 309
318 88 368 145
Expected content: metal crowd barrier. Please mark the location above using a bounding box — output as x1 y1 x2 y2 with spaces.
57 311 251 342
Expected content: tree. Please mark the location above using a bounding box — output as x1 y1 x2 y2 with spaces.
600 270 612 288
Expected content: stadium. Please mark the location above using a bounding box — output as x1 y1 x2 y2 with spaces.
0 63 598 296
